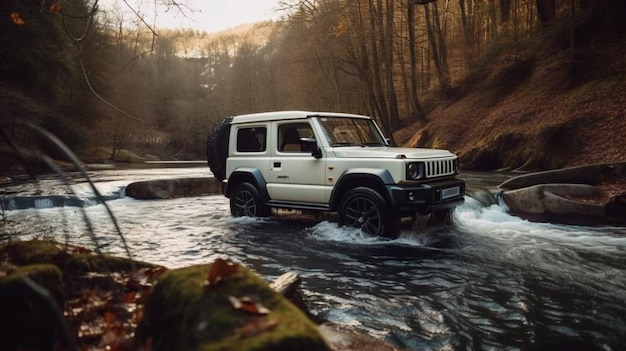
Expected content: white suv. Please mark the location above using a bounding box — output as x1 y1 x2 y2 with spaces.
207 111 465 237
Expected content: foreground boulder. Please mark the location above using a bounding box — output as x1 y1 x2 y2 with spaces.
499 162 626 225
136 261 331 351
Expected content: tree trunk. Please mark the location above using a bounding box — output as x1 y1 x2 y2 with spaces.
488 0 497 40
407 3 425 120
500 0 511 24
385 0 400 132
424 2 451 92
368 0 392 136
536 0 556 22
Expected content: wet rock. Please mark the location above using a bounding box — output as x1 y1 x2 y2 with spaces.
125 177 221 199
502 184 606 225
499 162 626 225
500 162 626 190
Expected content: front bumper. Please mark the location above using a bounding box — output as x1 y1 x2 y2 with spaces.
385 178 466 214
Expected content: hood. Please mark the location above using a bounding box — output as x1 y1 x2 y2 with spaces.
332 147 455 159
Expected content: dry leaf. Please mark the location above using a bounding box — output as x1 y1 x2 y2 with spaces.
228 296 271 315
10 12 25 26
205 258 239 286
49 2 62 13
104 311 117 326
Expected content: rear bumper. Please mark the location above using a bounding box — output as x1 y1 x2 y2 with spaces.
385 178 466 214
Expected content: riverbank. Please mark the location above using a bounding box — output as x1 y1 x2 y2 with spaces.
396 24 625 172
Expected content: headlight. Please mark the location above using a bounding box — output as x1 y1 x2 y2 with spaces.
407 162 425 180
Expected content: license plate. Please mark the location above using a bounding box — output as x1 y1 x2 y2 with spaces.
440 186 461 200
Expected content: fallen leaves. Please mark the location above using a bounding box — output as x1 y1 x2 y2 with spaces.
204 258 239 286
64 266 167 350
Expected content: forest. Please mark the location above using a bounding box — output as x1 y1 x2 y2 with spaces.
1 0 624 169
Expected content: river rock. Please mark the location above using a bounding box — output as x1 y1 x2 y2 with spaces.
499 161 626 190
499 162 626 225
125 177 221 199
501 184 606 224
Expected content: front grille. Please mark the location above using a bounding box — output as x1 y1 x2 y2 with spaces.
425 158 457 178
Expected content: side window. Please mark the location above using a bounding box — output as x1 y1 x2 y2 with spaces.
236 127 266 152
278 123 315 153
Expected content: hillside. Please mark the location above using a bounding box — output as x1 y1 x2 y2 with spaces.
400 18 625 173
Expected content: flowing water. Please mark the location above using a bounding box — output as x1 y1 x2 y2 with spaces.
2 167 625 350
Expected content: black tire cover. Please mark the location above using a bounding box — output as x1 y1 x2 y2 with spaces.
206 116 232 181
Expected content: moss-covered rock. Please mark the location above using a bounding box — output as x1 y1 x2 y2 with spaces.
0 239 157 276
0 264 66 350
137 262 331 351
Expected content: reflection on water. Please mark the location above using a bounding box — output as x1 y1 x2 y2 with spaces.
2 167 626 350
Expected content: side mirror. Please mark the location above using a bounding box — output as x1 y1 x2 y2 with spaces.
312 148 323 159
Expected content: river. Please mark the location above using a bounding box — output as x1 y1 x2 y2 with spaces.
2 166 625 350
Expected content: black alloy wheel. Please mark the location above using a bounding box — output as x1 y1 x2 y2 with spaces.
230 182 270 217
338 187 399 237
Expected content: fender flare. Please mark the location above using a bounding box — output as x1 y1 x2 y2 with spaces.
224 168 269 201
329 168 395 210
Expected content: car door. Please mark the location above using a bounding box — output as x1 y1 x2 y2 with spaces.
266 120 328 204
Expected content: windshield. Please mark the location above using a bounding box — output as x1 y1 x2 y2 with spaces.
318 117 387 146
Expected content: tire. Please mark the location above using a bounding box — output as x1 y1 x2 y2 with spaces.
206 117 232 181
230 182 271 218
338 187 400 238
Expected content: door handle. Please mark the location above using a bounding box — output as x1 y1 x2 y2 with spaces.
273 162 281 167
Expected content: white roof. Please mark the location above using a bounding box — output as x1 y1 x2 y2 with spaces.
230 111 372 124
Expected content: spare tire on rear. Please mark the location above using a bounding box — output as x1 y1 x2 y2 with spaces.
206 117 232 181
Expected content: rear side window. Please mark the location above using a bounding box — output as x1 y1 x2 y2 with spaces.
236 127 266 152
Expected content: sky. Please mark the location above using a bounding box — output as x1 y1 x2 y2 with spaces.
98 0 284 33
